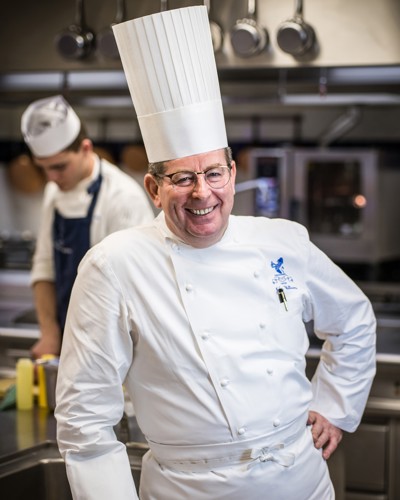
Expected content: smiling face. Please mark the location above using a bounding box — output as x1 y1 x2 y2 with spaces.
145 148 236 248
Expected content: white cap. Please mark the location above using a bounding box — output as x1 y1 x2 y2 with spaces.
113 6 227 163
21 95 81 158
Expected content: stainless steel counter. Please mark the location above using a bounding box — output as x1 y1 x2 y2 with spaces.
0 408 146 460
0 409 147 500
0 409 57 459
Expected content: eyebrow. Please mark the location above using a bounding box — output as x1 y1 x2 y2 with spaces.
168 163 224 173
37 162 68 171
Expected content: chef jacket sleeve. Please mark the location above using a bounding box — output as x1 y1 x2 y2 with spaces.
30 183 57 284
55 245 138 500
304 240 376 433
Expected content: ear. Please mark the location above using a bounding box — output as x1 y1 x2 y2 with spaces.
144 173 162 209
81 138 93 153
230 160 237 194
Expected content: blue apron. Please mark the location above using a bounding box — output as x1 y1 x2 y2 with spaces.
53 169 103 332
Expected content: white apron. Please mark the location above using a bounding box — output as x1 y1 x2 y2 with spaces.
139 425 334 499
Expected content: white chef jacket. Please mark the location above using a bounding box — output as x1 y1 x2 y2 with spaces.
31 156 154 284
55 213 376 500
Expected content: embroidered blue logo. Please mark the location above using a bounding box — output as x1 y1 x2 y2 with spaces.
271 257 297 289
271 257 285 274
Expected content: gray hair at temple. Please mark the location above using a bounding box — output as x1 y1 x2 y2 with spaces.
148 147 233 178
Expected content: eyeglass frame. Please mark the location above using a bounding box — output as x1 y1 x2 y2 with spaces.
154 164 233 190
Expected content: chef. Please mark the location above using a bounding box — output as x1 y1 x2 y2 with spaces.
55 6 376 500
21 95 154 358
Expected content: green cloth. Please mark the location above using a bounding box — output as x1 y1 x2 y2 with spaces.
0 384 16 410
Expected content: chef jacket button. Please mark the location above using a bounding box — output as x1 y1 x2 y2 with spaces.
237 427 246 436
266 368 273 375
273 419 281 427
220 378 230 388
201 331 210 340
259 322 266 329
253 271 260 278
172 243 179 251
185 284 193 292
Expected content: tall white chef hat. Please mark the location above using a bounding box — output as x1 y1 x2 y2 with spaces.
21 95 81 158
113 6 227 163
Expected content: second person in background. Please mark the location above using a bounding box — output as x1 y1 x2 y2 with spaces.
21 95 154 358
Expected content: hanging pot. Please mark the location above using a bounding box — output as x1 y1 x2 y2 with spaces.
230 0 268 58
55 0 95 60
97 0 126 60
204 0 223 53
276 0 315 56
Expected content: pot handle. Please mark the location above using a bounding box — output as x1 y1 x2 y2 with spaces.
97 0 126 60
115 0 126 24
295 0 304 18
74 0 86 27
247 0 256 19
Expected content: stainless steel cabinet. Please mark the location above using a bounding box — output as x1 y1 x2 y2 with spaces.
343 421 388 497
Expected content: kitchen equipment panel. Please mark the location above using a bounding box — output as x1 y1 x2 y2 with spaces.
243 148 400 264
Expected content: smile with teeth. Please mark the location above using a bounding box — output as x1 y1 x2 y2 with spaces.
188 206 215 216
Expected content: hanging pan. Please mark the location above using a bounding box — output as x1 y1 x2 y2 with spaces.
55 0 95 60
276 0 316 56
230 0 268 58
97 0 126 60
204 0 224 53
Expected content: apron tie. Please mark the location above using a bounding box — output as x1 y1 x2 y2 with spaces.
147 419 307 473
248 443 295 469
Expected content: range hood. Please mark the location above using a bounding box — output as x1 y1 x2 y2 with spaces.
1 0 400 108
1 65 400 108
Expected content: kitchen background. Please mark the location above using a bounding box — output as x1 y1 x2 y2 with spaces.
0 1 400 499
1 0 400 279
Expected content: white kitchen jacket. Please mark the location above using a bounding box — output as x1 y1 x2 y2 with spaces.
56 213 376 499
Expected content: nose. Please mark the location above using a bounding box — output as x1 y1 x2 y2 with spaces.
192 173 211 197
46 171 58 182
45 169 62 184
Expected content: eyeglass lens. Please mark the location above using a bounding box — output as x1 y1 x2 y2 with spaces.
170 166 231 189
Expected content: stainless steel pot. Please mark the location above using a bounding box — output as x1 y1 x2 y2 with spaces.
276 0 315 56
97 0 126 60
55 0 95 60
230 0 268 58
204 0 224 53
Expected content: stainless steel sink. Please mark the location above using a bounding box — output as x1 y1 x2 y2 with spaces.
0 440 148 500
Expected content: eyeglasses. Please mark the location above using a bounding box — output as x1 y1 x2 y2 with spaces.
156 165 232 191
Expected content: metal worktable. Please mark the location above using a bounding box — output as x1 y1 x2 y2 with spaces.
0 409 57 459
